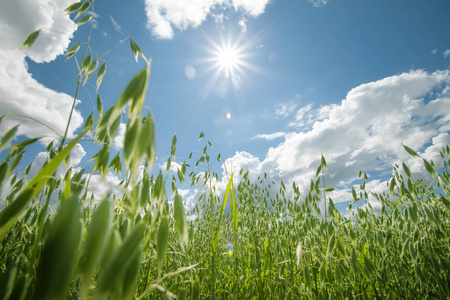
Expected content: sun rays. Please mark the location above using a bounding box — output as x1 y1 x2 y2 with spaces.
215 45 240 78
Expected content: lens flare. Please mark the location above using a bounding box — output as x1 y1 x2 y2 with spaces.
228 243 233 257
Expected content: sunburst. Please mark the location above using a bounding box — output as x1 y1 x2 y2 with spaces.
196 29 266 99
216 45 240 78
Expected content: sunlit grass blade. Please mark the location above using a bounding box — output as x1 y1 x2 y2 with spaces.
75 1 91 19
96 222 146 299
156 215 169 277
423 159 436 177
130 39 147 63
33 195 81 300
97 62 106 89
174 193 188 250
171 134 177 157
122 253 141 300
230 178 238 233
65 1 83 14
0 125 19 150
96 94 103 116
402 143 420 157
0 128 88 239
65 44 80 61
213 173 234 252
116 61 151 120
21 30 40 49
78 197 112 294
77 14 92 25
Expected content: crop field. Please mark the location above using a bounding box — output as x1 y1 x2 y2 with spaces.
1 2 450 299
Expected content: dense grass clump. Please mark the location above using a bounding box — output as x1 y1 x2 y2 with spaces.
1 1 450 299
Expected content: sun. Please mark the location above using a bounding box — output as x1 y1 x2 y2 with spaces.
209 38 245 79
198 31 265 97
217 46 239 77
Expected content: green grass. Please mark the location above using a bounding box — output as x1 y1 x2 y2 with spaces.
1 1 450 299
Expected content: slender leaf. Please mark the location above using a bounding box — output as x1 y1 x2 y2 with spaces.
21 30 40 49
0 128 87 239
403 144 420 157
130 39 146 62
97 62 106 89
156 215 169 275
65 44 80 60
174 193 188 250
96 222 146 298
77 14 92 25
78 198 112 291
0 125 19 149
33 195 81 299
171 134 177 157
65 1 83 14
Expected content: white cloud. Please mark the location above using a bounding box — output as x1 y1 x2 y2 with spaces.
252 132 286 140
169 161 182 173
144 0 270 39
28 143 86 182
91 12 100 29
109 15 122 33
238 17 247 33
222 70 450 208
0 0 83 141
444 49 450 58
84 172 124 202
288 103 313 128
232 0 269 16
113 123 127 150
308 0 329 7
275 94 301 119
288 103 340 129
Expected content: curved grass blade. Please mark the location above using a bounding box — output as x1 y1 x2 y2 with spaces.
156 215 169 276
32 195 81 300
78 198 112 294
96 222 146 299
173 193 187 250
0 128 88 239
213 173 234 252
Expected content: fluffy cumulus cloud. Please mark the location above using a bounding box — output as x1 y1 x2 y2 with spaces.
223 70 450 208
144 0 270 39
0 0 83 141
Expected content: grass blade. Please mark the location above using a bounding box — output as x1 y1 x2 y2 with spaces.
0 128 87 239
33 195 81 300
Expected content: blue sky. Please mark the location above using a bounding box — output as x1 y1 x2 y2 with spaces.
1 0 450 212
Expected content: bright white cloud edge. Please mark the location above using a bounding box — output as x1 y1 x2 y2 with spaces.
0 0 83 142
144 0 271 39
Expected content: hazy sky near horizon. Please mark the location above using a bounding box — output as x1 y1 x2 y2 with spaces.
1 0 450 211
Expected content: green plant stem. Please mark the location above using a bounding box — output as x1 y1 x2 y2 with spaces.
59 3 94 150
60 75 82 150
